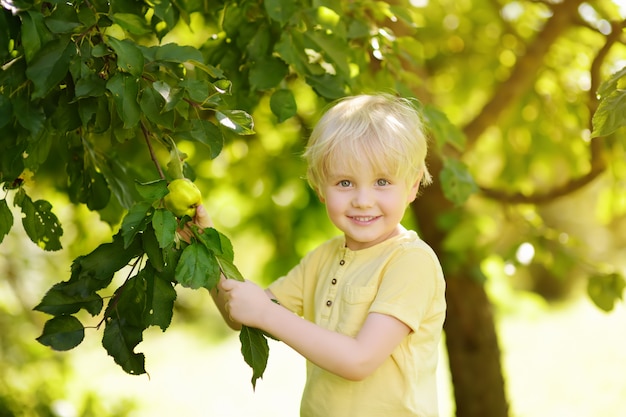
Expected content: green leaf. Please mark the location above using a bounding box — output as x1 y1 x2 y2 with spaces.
13 191 63 251
0 199 13 244
120 201 153 249
195 227 225 255
21 10 53 63
106 36 145 77
25 36 75 99
596 66 626 98
45 3 82 34
75 74 107 97
110 13 152 36
84 166 111 210
216 255 245 282
180 78 210 103
439 158 478 206
153 42 203 63
135 179 168 201
591 88 626 138
144 266 177 331
270 89 297 122
216 229 236 261
422 104 466 152
153 81 184 113
68 232 144 293
196 227 236 261
66 147 111 210
0 94 11 129
305 74 346 100
239 326 269 389
77 3 98 27
106 273 148 328
151 208 177 249
152 0 177 30
78 95 111 133
106 72 141 128
264 0 298 24
201 228 244 280
97 153 138 209
37 315 85 351
140 86 174 129
34 231 144 317
142 223 165 271
12 95 45 136
102 316 146 375
189 59 224 78
189 119 224 158
157 244 183 283
175 243 220 290
21 12 42 62
216 110 255 135
24 130 53 172
249 57 289 90
304 31 350 78
275 31 313 76
34 282 103 316
587 273 625 312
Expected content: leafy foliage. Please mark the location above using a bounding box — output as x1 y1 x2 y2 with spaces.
0 0 268 386
33 180 270 384
592 67 626 138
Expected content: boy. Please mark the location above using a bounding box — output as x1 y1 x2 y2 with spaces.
201 94 446 417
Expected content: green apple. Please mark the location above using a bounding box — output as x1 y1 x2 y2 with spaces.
164 178 202 218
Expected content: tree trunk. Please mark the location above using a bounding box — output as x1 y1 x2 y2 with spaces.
443 271 509 417
408 3 585 415
411 155 508 417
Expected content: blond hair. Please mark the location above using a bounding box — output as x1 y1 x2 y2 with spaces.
304 94 432 193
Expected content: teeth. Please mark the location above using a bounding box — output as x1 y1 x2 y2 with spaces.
353 216 375 221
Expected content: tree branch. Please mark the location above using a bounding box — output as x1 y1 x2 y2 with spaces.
141 121 166 180
462 0 586 146
480 18 625 205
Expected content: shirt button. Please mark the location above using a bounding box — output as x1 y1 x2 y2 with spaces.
331 278 337 285
339 260 345 266
326 300 332 307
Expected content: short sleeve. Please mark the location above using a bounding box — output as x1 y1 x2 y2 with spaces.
370 246 445 333
267 250 317 317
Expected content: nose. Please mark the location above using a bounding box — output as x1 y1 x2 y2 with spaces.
352 187 374 208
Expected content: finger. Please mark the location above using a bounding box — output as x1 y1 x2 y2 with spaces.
219 278 235 291
194 204 213 228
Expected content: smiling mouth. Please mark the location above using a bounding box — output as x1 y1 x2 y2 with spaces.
349 215 378 222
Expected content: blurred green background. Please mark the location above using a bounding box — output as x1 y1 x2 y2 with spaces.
2 0 626 416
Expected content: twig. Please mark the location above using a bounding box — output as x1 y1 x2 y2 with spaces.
95 255 144 329
141 121 166 180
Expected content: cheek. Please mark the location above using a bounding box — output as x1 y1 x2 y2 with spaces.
323 193 346 214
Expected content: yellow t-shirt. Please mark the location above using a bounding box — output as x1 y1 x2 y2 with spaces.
268 229 446 417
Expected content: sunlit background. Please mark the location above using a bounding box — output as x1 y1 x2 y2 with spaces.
2 174 625 416
2 0 626 416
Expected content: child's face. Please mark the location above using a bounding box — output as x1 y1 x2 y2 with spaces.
319 161 420 251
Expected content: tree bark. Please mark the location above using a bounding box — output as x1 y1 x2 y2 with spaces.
411 154 509 417
409 2 586 416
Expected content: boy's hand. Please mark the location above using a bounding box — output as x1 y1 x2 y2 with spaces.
178 204 214 242
193 204 214 228
219 279 273 329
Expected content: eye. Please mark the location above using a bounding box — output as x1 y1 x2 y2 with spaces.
376 178 390 186
338 180 352 187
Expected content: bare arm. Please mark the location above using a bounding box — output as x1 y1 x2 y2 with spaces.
182 205 265 331
220 279 411 381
